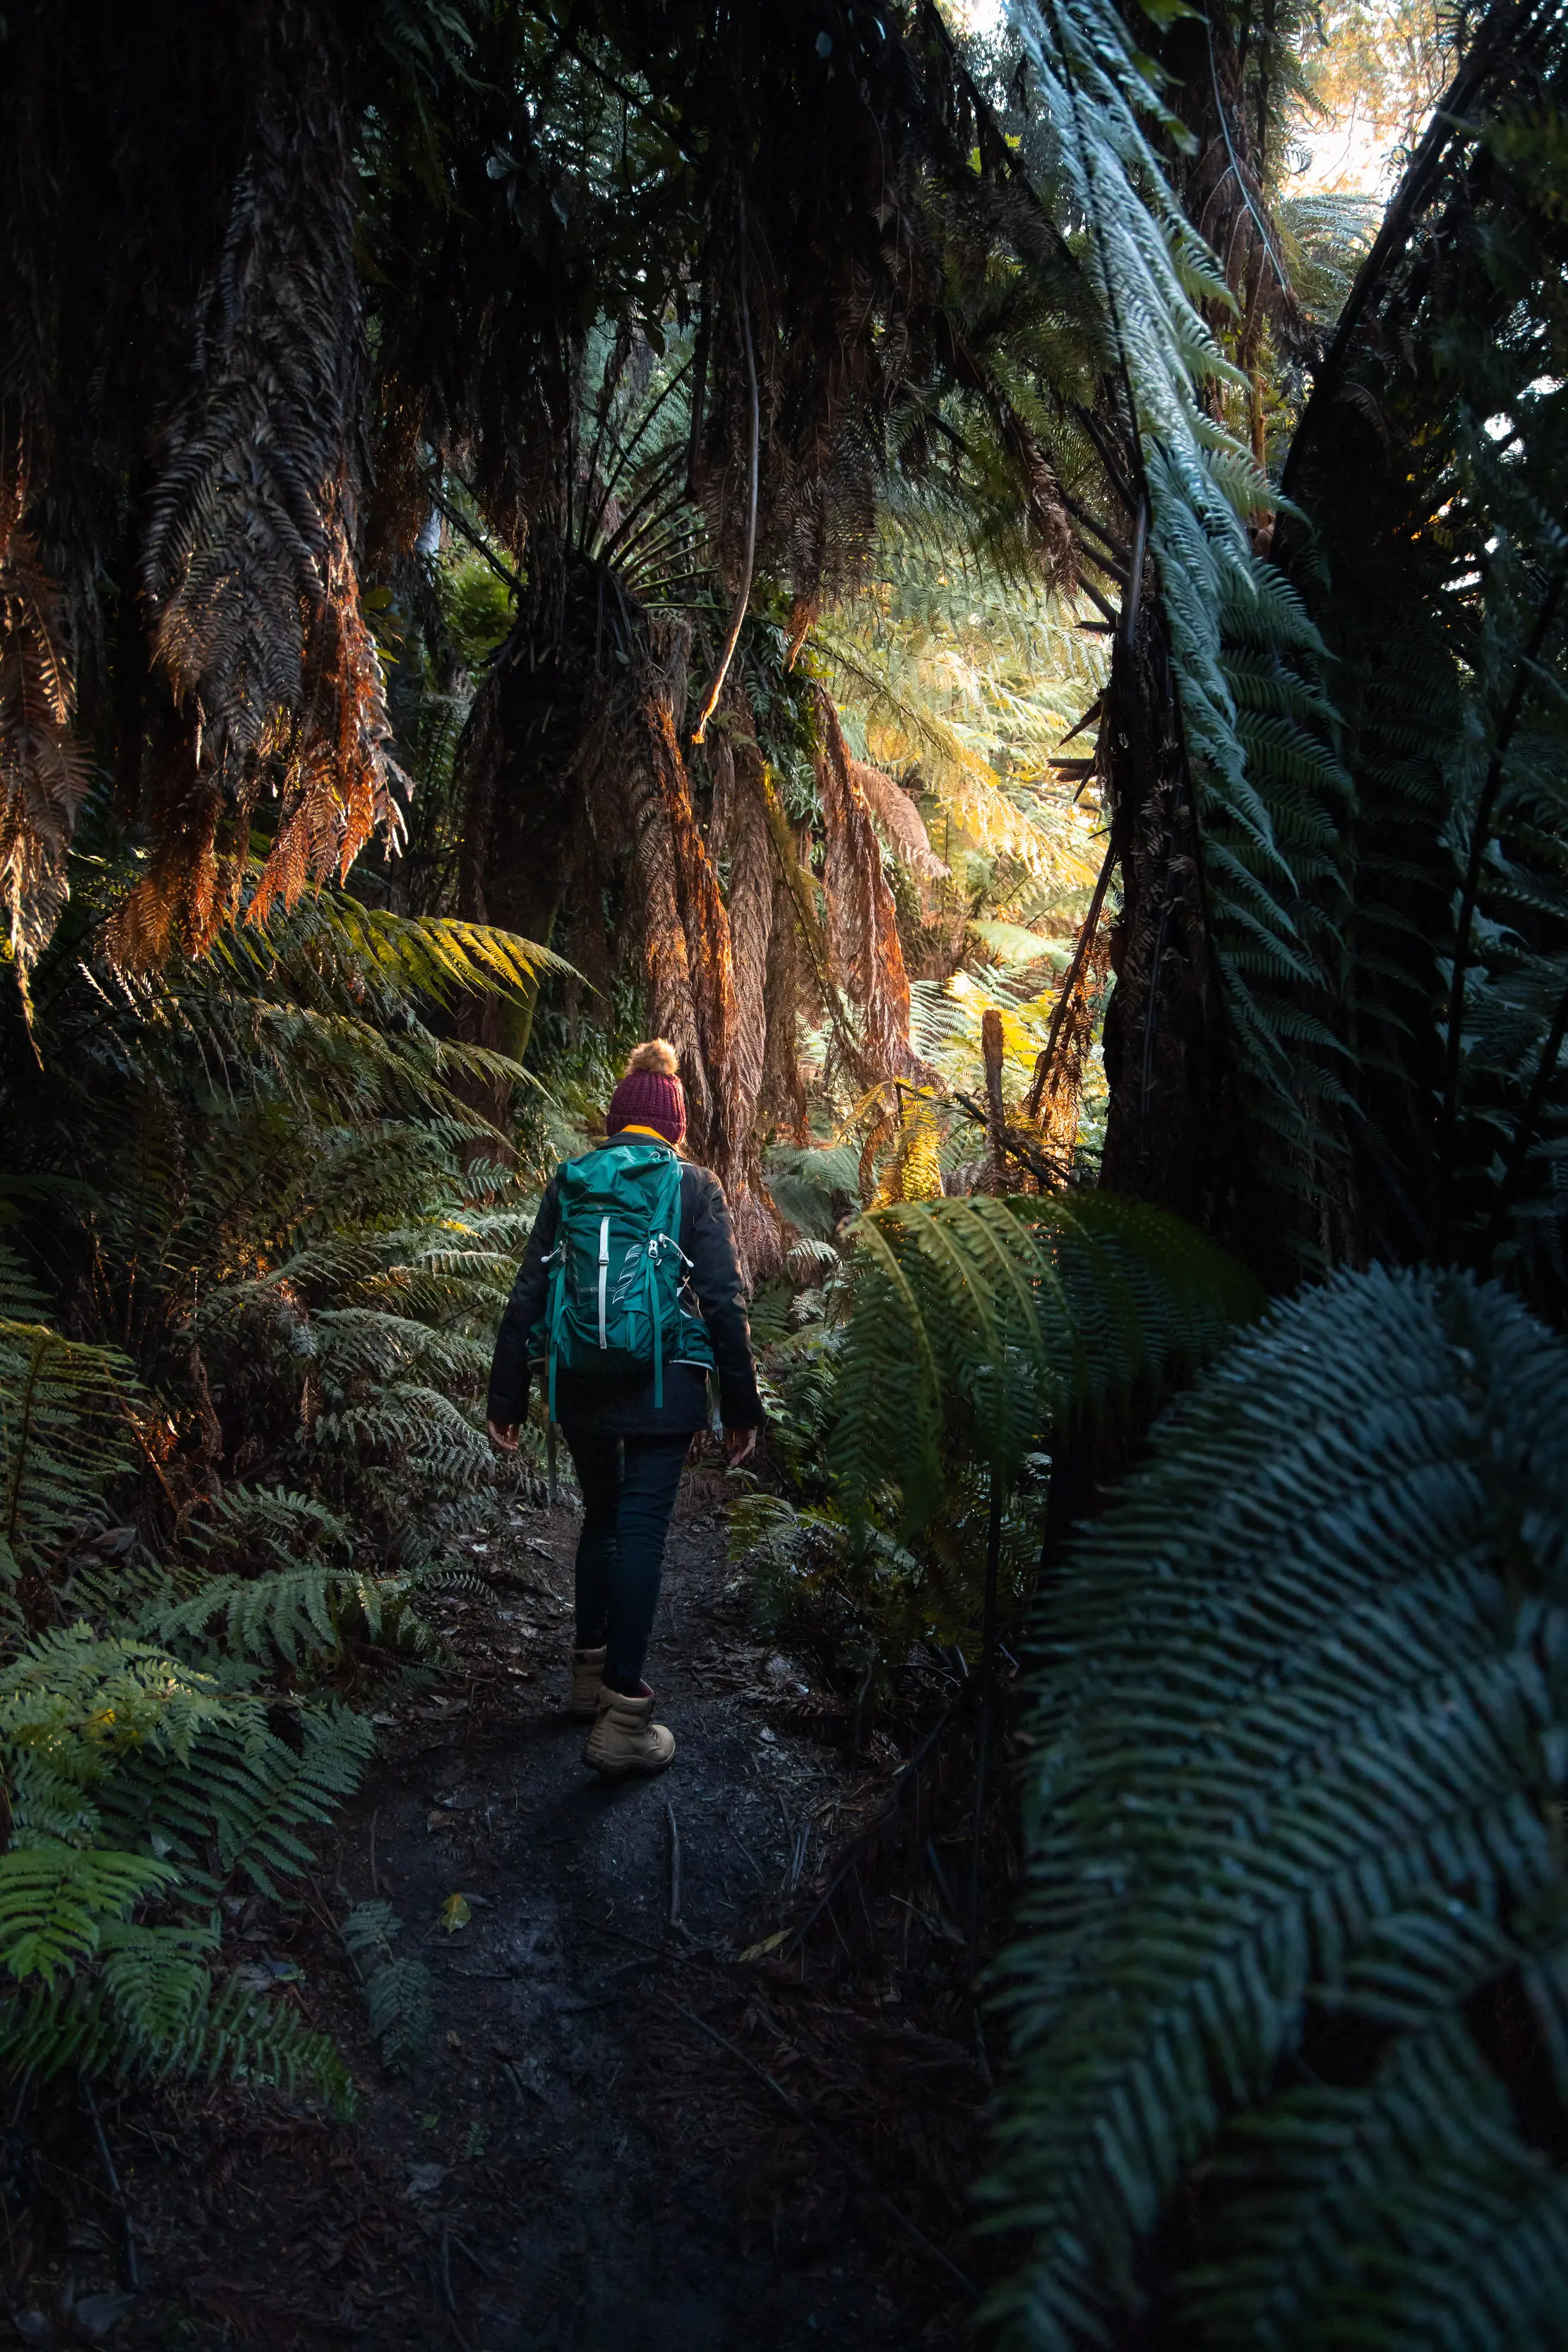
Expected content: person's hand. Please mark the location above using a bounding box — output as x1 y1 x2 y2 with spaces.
724 1426 758 1467
487 1417 520 1452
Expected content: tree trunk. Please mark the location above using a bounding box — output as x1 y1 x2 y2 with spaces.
1099 559 1231 1229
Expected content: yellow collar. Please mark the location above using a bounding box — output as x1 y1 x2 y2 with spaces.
617 1123 676 1145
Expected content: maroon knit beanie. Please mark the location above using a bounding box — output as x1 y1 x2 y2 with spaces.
606 1039 686 1146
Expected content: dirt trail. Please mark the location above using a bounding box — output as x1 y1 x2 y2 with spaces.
16 1484 986 2352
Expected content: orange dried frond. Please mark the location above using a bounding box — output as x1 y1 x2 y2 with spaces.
1 479 92 993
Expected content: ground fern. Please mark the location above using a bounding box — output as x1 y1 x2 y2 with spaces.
340 1898 433 2071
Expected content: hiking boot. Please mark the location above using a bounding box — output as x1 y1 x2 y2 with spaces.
569 1646 606 1720
582 1684 676 1778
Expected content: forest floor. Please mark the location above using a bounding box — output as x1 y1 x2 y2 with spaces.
6 1473 996 2352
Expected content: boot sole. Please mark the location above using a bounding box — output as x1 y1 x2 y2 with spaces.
581 1745 676 1779
568 1698 600 1720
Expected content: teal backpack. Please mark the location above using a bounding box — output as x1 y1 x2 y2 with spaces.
530 1139 715 1419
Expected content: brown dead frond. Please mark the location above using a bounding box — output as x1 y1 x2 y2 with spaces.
726 731 776 1123
128 11 401 964
716 710 787 1280
0 468 90 993
759 866 813 1150
103 706 240 969
249 499 407 928
1029 923 1110 1169
813 686 920 1082
849 758 950 884
623 655 739 1176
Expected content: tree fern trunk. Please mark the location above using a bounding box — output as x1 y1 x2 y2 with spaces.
1099 559 1233 1234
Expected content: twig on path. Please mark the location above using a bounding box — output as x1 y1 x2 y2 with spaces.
774 1793 794 1890
850 1656 875 1758
447 2233 495 2282
592 1952 671 1989
436 2226 476 2348
775 1796 810 1894
584 1919 716 1968
666 1803 683 1927
659 1995 978 2302
790 1822 810 1894
723 1817 765 1882
497 2057 546 2111
304 1875 344 1945
80 2078 140 2293
369 1809 381 1899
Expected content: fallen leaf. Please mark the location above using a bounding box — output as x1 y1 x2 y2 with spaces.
440 1893 472 1932
737 1928 791 1963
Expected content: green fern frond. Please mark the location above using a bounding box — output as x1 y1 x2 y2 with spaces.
0 1321 140 1586
212 889 568 1010
828 1192 1258 1528
188 1485 353 1566
985 1264 1568 2351
0 1843 176 1986
341 1898 433 2070
92 1699 375 1902
146 1569 349 1666
0 1241 52 1321
2 1627 238 1839
0 1946 354 2111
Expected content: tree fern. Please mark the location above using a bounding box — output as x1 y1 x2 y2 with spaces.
1011 0 1353 1243
1260 8 1568 1290
984 1264 1568 2351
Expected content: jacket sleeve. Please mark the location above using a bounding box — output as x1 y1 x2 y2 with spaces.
683 1168 765 1428
486 1178 561 1426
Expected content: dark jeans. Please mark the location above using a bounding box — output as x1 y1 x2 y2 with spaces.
562 1430 691 1695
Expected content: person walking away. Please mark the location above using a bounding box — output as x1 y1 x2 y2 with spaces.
486 1041 763 1778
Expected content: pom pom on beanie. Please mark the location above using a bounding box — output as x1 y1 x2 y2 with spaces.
606 1039 686 1145
625 1040 679 1076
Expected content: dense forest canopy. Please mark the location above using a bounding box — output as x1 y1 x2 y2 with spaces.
4 0 1568 2343
5 0 1565 1291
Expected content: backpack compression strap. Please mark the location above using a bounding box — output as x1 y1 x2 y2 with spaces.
597 1214 611 1349
544 1243 567 1423
647 1154 686 1411
646 1241 663 1410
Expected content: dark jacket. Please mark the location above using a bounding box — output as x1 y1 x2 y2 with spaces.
486 1135 765 1438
